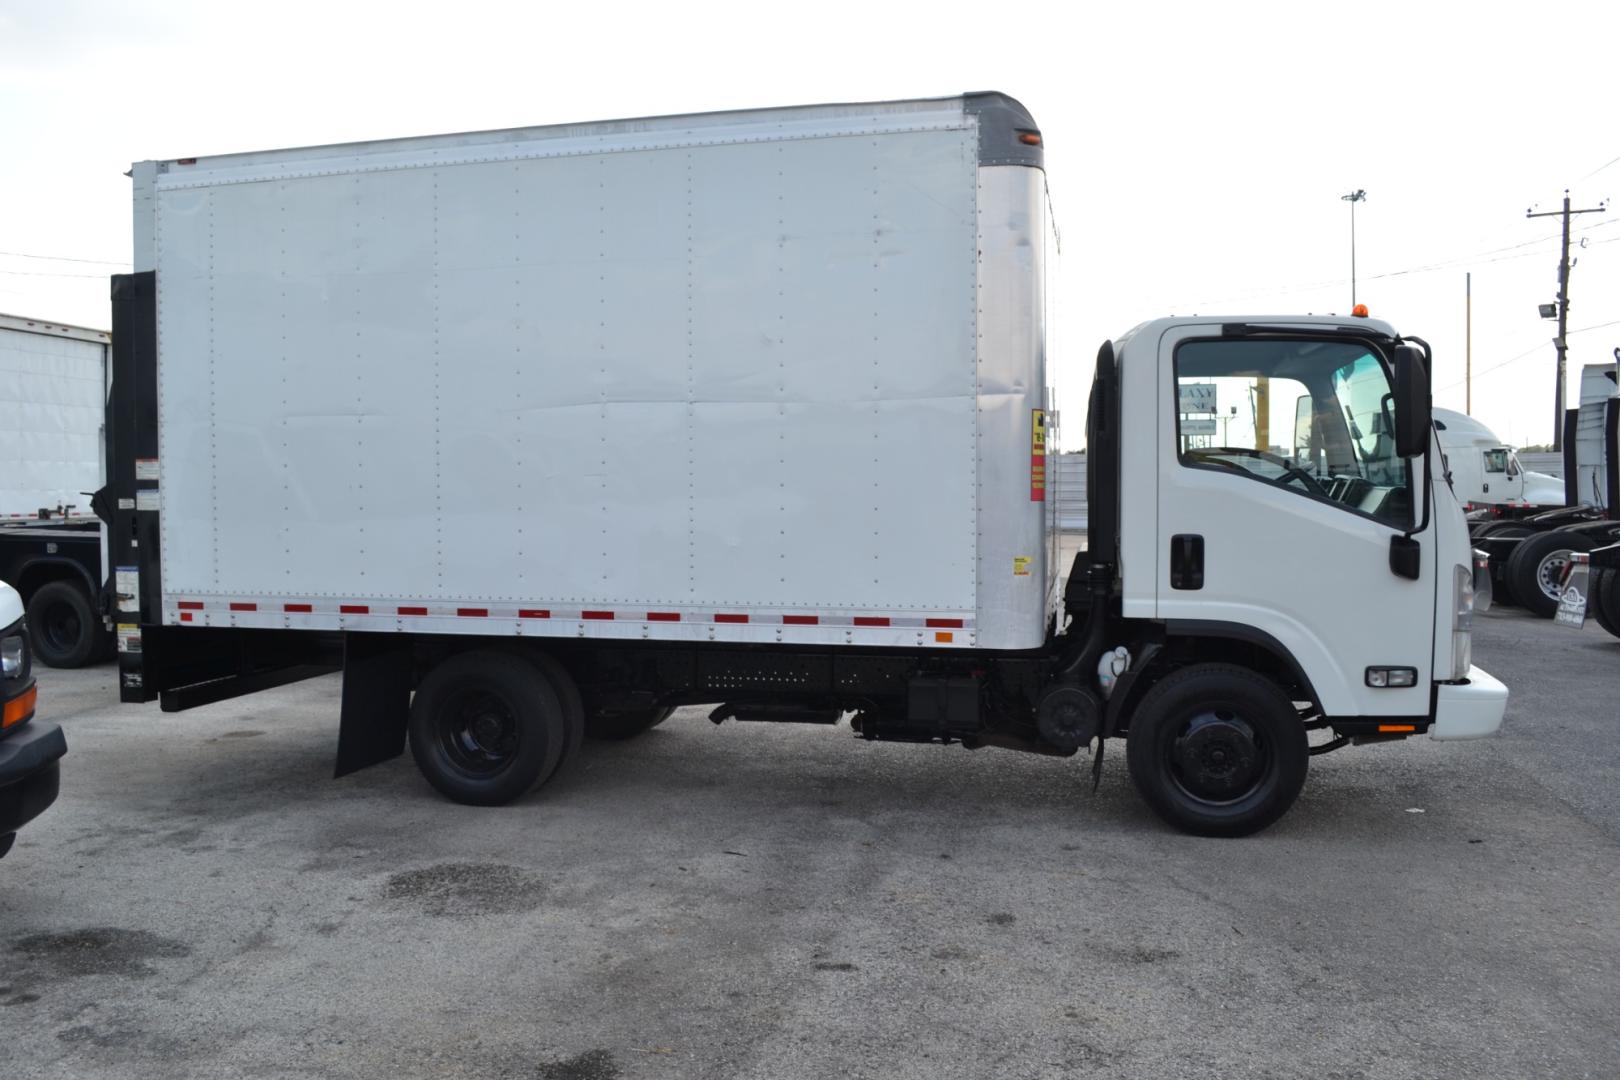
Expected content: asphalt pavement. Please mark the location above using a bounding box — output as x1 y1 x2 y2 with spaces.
2 607 1617 1079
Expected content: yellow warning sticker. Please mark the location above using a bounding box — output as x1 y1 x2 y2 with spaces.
1013 556 1032 577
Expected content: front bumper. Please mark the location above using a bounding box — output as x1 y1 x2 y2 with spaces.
0 718 66 846
1430 665 1508 740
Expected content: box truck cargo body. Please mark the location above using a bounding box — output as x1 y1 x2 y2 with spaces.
0 315 112 667
108 93 1506 836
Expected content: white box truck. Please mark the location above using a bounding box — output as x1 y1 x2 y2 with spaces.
105 93 1506 835
0 314 113 666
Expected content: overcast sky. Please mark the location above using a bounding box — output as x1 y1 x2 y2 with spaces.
2 0 1615 447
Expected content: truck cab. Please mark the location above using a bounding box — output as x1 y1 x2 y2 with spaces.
1075 315 1506 833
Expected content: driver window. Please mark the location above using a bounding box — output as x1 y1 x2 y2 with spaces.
1174 338 1411 528
1483 449 1508 474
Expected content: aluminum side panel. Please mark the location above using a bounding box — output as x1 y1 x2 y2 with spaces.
973 166 1048 649
154 126 982 622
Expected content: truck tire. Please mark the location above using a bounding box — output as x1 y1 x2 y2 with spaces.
1590 568 1620 640
1506 530 1595 618
586 706 675 741
1124 663 1308 838
526 652 585 780
26 580 101 669
407 651 566 805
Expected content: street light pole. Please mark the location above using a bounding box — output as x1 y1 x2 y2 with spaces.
1341 189 1367 308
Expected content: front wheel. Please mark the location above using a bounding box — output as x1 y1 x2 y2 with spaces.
1125 664 1308 837
407 651 567 805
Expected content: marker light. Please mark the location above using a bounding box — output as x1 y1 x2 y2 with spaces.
2 685 36 730
1017 132 1042 146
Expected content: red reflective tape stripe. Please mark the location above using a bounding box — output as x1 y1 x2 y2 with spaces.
177 601 203 610
646 612 680 622
229 602 256 612
518 609 550 619
714 613 749 624
926 618 964 628
582 610 614 620
340 604 369 614
457 608 488 617
398 606 428 616
854 616 890 627
782 615 819 625
284 603 313 613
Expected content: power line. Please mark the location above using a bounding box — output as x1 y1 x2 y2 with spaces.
0 250 129 266
1437 320 1620 391
1578 152 1620 182
0 268 111 279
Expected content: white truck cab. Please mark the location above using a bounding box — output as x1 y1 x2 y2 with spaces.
1079 315 1506 830
1433 408 1564 512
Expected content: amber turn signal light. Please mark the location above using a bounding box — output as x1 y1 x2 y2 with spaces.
2 685 37 730
1017 132 1041 146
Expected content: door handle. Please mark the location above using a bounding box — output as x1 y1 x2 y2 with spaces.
1171 534 1204 590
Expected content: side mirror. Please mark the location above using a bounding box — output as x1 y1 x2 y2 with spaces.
1393 344 1430 458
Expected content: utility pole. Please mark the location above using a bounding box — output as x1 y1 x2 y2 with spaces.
1527 191 1607 450
1341 189 1366 307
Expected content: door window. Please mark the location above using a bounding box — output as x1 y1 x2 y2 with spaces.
1483 449 1509 474
1174 338 1412 527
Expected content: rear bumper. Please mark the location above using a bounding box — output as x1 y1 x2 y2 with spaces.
0 719 66 845
1430 666 1508 740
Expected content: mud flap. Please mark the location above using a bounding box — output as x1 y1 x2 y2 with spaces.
335 633 413 778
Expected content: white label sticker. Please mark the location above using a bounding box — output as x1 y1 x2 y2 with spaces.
117 624 142 653
135 489 161 511
115 567 140 613
135 458 160 481
117 497 135 510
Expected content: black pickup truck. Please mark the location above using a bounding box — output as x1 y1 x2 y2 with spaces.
0 582 66 858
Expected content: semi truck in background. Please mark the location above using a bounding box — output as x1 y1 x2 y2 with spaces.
103 92 1506 836
0 314 113 667
1432 408 1565 515
1472 362 1619 618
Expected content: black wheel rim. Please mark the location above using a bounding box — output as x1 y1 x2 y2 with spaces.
39 600 82 656
437 687 520 776
1166 709 1270 805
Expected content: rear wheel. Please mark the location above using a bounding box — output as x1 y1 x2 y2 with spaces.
585 706 675 741
26 581 100 668
1506 530 1595 618
1590 568 1620 640
1125 663 1308 837
407 651 566 805
526 652 584 780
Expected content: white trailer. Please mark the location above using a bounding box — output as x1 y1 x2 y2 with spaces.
0 315 112 666
107 93 1506 835
0 314 109 519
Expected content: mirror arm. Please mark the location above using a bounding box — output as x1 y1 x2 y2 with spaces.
1390 336 1433 580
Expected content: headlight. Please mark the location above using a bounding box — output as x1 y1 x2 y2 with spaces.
2 634 23 678
1450 564 1473 680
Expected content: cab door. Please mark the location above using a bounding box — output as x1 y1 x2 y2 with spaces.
1154 326 1437 719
